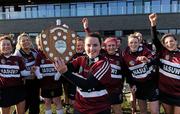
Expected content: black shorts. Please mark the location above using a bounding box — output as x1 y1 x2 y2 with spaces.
67 83 76 100
108 93 123 105
0 85 26 107
135 82 159 101
159 90 180 106
41 88 62 98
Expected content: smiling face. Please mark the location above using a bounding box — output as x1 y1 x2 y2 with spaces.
0 39 13 56
76 40 84 53
19 36 32 50
84 36 101 58
128 36 140 52
105 41 117 55
163 36 177 51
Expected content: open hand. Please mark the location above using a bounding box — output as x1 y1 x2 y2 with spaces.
54 57 68 74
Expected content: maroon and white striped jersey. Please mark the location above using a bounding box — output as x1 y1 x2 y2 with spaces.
123 46 156 83
104 52 125 94
151 26 180 97
14 49 37 78
35 50 61 89
158 49 180 96
69 55 112 114
0 55 25 88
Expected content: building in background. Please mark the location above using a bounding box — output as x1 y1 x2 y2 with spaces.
0 0 180 47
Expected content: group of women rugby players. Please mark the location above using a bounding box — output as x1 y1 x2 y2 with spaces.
0 13 179 114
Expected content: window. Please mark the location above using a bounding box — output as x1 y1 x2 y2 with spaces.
169 29 176 35
94 4 101 15
4 6 13 19
77 3 85 16
38 5 46 18
61 4 69 17
127 1 134 14
115 31 123 36
47 5 54 17
177 29 180 35
109 1 118 15
152 0 160 13
144 1 150 13
54 5 61 17
101 3 108 15
86 3 94 16
134 0 143 14
172 0 178 12
161 0 170 13
25 6 38 18
117 1 126 14
70 4 77 16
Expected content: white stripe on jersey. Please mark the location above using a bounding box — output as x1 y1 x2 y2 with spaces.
72 72 86 79
94 61 107 78
0 73 20 78
77 88 108 98
110 64 121 70
159 68 180 80
0 64 19 69
43 73 56 77
26 61 35 67
0 64 20 78
131 68 152 79
129 63 146 70
40 64 54 68
129 63 153 79
97 65 110 80
111 74 122 79
160 59 180 68
94 61 109 80
110 64 122 79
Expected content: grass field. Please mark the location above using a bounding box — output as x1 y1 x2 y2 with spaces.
10 99 165 114
36 93 165 114
9 86 165 114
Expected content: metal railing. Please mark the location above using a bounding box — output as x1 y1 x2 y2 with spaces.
0 4 179 20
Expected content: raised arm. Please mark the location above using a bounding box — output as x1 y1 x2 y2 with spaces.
149 13 164 52
82 18 91 36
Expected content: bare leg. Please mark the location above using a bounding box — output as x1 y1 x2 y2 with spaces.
1 107 11 114
16 100 25 114
162 103 173 114
174 106 180 114
130 93 137 114
138 99 147 114
149 100 159 114
111 104 122 114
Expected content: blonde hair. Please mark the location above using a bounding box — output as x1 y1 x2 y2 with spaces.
128 34 140 42
16 32 31 50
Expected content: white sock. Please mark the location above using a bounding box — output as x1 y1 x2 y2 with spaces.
45 110 52 114
56 109 64 114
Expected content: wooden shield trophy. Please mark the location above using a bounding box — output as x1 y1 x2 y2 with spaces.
40 19 77 62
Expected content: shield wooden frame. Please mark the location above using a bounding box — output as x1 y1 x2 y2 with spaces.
40 24 77 62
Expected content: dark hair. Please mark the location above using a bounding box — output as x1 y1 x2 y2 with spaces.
161 33 177 44
86 32 102 45
0 35 13 46
76 38 84 42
